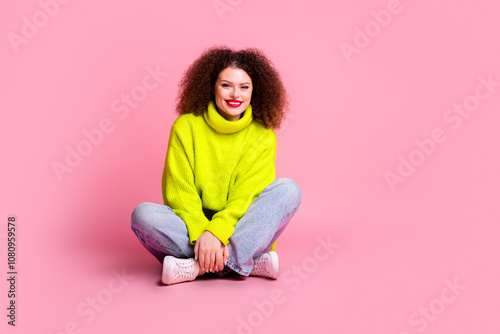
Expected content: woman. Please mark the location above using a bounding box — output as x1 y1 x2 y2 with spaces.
131 46 302 285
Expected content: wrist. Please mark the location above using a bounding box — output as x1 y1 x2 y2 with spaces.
204 229 223 245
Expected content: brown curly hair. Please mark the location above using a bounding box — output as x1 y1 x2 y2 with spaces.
175 46 289 130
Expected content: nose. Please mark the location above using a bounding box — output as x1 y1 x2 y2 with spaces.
230 87 240 99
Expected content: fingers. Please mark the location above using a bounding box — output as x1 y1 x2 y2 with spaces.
215 249 224 272
223 245 229 264
209 252 216 272
201 249 215 272
195 231 227 273
201 247 209 272
199 249 206 271
200 247 214 272
214 244 230 272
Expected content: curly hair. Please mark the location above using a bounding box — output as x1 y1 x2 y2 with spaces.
175 46 289 130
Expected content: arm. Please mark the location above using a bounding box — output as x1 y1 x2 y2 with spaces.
161 126 210 245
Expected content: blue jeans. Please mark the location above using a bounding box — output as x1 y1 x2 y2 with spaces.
131 178 302 276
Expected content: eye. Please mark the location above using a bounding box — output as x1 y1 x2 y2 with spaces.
241 86 249 89
222 83 230 88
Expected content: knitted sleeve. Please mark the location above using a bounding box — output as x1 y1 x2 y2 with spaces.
161 121 210 245
204 130 277 245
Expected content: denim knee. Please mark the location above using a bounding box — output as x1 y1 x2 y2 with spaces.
131 202 157 230
275 178 302 211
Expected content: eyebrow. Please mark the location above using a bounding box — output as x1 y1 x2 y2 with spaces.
220 80 251 85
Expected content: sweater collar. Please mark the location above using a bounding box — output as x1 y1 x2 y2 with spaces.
203 100 253 134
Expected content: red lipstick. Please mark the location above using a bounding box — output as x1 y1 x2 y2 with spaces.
225 100 243 108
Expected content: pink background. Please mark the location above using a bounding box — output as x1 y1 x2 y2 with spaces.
1 0 499 333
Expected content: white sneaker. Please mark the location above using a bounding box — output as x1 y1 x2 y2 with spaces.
162 256 199 285
250 251 279 279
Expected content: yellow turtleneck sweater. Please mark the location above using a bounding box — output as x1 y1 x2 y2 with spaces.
162 100 277 250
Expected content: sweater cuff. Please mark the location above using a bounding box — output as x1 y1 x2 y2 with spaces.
188 228 206 245
205 217 235 245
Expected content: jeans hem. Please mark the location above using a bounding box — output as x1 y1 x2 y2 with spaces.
226 260 250 277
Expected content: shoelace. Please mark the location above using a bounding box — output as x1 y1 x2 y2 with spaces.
252 255 270 275
175 259 197 279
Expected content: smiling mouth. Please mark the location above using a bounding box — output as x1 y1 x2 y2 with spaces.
225 100 243 108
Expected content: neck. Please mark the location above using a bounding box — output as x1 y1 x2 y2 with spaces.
203 100 253 134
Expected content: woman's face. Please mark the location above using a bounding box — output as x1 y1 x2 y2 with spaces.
213 67 253 121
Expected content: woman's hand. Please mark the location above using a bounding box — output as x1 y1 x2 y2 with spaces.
194 231 228 273
222 244 229 266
